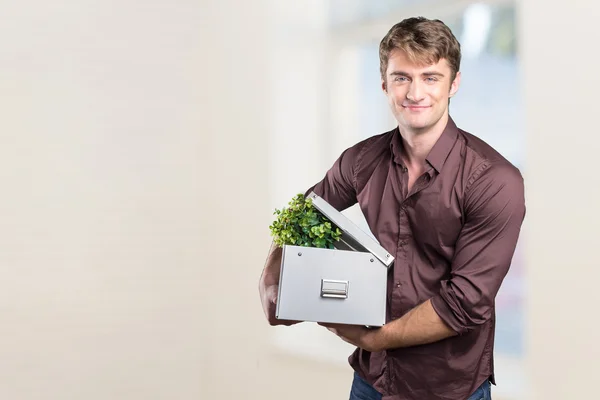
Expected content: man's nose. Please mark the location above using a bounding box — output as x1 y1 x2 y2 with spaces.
406 81 425 102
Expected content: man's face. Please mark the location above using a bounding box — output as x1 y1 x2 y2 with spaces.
382 49 460 134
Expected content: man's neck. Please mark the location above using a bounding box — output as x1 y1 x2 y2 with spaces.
399 113 449 169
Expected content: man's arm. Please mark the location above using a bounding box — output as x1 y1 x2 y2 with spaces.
429 163 526 336
376 299 456 348
320 299 455 352
259 143 365 326
323 162 526 350
258 240 300 326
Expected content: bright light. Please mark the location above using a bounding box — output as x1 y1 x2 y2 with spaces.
461 3 493 59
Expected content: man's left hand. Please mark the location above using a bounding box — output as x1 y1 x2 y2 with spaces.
318 322 384 352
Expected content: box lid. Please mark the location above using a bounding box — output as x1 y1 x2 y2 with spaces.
307 191 394 268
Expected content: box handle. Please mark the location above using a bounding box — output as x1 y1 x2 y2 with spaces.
321 279 348 299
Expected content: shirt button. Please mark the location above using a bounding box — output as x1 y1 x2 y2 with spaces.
396 282 401 288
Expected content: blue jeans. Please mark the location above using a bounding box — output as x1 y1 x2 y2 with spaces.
349 371 491 400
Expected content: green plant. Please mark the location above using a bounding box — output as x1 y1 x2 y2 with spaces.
269 193 342 249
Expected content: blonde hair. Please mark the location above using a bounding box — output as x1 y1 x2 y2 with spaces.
379 17 461 82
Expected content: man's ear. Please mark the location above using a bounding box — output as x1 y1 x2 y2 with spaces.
449 71 461 98
381 79 387 93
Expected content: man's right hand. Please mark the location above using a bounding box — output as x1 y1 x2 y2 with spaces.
260 283 280 325
259 283 301 326
259 241 302 326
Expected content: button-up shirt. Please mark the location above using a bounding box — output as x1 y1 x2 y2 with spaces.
306 117 526 400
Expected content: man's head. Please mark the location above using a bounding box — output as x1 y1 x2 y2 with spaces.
379 17 462 134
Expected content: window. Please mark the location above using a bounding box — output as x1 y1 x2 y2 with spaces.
269 2 526 398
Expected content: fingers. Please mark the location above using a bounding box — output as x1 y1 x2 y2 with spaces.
266 285 279 305
318 322 340 328
320 324 339 335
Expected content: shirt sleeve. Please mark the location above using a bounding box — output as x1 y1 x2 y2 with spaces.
303 143 364 212
430 162 526 335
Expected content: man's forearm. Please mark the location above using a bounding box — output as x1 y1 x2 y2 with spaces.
259 241 282 290
375 299 457 350
258 241 301 326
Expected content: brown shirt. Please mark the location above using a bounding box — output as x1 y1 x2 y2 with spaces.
305 117 526 400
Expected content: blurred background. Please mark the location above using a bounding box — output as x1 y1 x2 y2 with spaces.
0 0 598 399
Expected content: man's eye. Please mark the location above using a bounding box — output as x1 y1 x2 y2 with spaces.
394 77 408 82
426 77 438 82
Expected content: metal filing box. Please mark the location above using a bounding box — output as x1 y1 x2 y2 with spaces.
275 192 394 327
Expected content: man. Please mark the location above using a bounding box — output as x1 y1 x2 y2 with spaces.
259 17 525 400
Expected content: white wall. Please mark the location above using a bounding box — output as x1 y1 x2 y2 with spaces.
520 1 600 399
2 1 600 399
0 1 215 398
0 1 353 399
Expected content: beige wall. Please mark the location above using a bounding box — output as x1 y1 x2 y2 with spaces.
520 1 600 399
1 1 600 399
0 1 214 398
0 0 350 399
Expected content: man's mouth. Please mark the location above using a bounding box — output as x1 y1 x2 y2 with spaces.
402 105 430 111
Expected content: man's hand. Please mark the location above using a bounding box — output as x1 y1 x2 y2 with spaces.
260 283 280 325
318 322 383 352
260 284 300 326
259 242 299 326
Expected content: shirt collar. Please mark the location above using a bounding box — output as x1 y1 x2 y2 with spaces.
389 116 459 174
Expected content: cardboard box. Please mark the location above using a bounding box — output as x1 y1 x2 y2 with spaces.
275 192 394 326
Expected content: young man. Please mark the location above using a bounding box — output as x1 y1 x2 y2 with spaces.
259 17 525 400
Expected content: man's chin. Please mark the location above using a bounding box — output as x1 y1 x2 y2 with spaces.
398 115 444 133
401 120 430 132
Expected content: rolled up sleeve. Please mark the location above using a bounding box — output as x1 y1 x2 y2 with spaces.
431 162 526 335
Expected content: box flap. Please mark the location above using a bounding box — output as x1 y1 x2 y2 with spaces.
307 192 394 268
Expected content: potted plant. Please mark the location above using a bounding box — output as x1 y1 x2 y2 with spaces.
269 193 342 249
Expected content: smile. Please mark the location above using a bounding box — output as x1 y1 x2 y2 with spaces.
402 105 430 111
